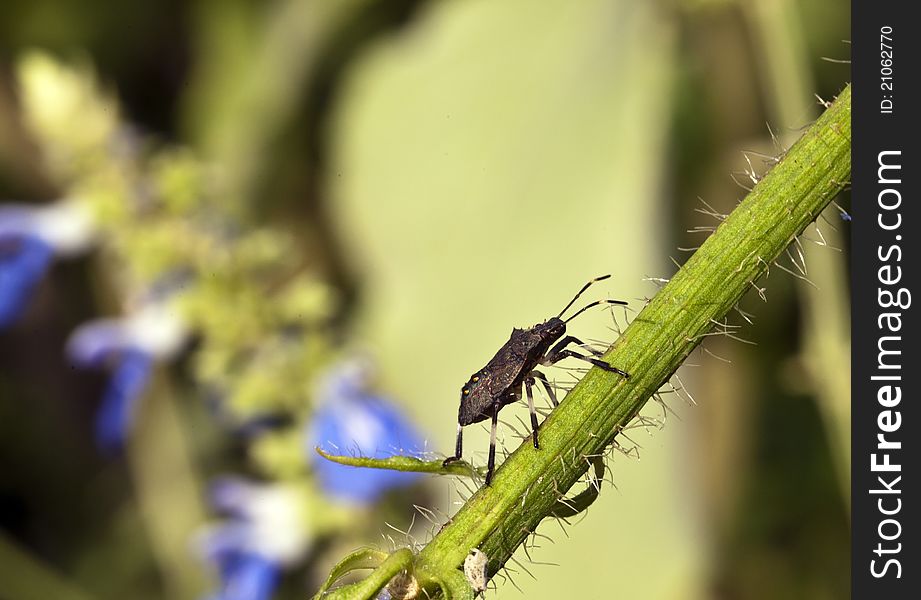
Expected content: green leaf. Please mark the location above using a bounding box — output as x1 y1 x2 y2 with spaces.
315 447 485 478
549 456 605 519
316 549 414 600
312 547 389 599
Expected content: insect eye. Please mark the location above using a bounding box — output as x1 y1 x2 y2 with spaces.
472 376 480 382
463 388 469 395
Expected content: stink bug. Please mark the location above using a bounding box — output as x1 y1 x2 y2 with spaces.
443 275 629 485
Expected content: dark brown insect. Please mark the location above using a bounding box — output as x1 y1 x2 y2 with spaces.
443 275 629 484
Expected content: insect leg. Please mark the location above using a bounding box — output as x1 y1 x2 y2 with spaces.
442 423 464 466
547 335 604 358
485 409 499 485
544 346 630 379
525 377 540 449
530 369 558 407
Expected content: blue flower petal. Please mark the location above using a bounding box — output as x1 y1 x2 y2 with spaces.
196 482 290 600
309 394 425 504
0 235 53 328
67 320 131 366
211 553 279 600
200 522 255 572
0 206 33 242
209 478 258 519
94 349 153 452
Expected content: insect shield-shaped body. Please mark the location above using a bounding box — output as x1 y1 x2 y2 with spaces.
444 275 630 485
457 319 564 427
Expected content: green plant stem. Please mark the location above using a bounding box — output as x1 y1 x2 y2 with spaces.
128 377 208 598
318 85 850 599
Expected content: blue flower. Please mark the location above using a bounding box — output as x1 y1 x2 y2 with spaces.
67 305 187 451
0 235 53 327
93 349 153 451
0 201 95 328
204 553 278 600
307 360 426 504
197 478 308 600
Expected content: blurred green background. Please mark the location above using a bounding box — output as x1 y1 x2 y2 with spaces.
0 0 850 599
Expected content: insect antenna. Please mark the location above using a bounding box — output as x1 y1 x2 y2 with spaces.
556 274 612 318
564 298 628 323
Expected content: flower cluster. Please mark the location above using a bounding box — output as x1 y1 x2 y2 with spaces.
5 52 430 600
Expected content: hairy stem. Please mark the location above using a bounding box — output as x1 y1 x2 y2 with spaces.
319 85 851 599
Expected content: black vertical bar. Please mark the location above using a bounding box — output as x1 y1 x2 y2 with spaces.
852 1 919 597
